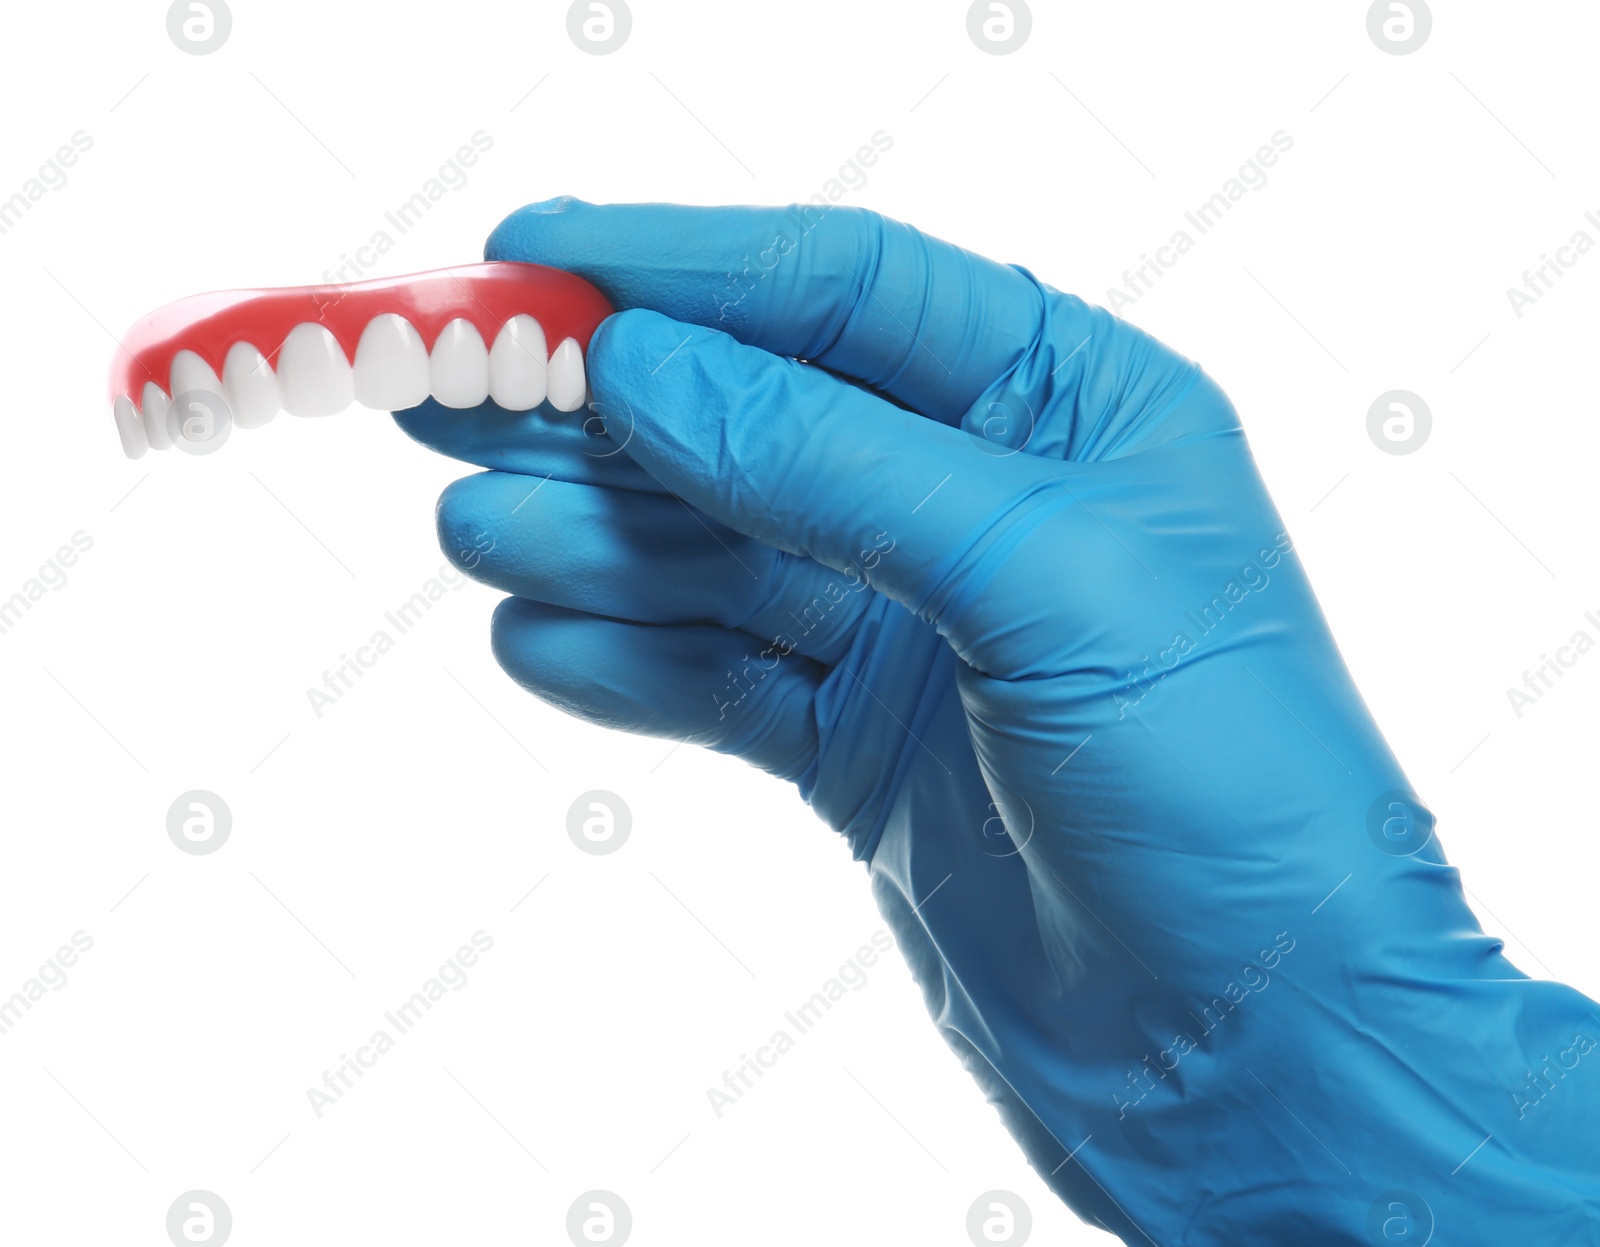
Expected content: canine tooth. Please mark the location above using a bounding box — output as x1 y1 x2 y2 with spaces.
169 349 225 404
168 389 232 454
223 342 280 429
547 338 586 412
165 355 230 448
488 315 548 410
113 396 148 459
278 323 354 417
429 319 490 408
141 383 174 451
353 314 430 411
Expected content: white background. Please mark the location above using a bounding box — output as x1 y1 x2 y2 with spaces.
1 1 1597 1243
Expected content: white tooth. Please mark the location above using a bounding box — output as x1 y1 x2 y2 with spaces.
353 314 430 411
168 389 232 455
277 323 354 417
488 315 548 410
169 349 224 403
429 319 490 409
141 383 173 451
547 338 586 412
112 396 148 459
223 342 280 429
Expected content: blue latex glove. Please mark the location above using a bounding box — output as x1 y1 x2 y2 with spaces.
396 200 1600 1245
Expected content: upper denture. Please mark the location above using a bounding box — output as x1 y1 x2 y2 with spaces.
108 262 613 458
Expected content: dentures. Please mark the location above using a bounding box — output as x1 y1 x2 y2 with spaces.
108 262 614 458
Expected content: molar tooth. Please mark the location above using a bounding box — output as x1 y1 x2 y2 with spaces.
546 338 586 412
353 314 430 411
141 383 173 451
277 323 354 417
223 342 280 428
488 315 548 410
429 319 490 409
112 396 148 459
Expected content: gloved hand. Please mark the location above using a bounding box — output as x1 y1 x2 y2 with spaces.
395 200 1600 1245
